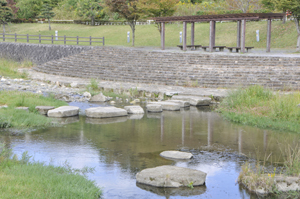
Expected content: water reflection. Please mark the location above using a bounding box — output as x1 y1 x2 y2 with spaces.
1 104 299 198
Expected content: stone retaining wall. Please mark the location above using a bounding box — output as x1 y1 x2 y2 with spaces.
0 42 94 65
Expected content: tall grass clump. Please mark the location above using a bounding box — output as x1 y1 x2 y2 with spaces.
0 91 67 129
0 58 33 79
0 143 102 199
218 85 300 133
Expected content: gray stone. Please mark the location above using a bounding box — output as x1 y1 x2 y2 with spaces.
0 105 8 108
148 102 180 111
85 107 127 118
89 92 108 102
15 107 29 112
160 151 193 160
124 106 144 114
83 92 91 98
47 106 79 117
70 82 78 88
136 165 207 188
146 104 162 112
167 100 190 108
35 106 55 115
172 96 211 106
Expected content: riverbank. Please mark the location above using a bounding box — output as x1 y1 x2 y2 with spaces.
0 145 101 198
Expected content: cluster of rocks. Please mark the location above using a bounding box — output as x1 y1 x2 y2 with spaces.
136 150 207 188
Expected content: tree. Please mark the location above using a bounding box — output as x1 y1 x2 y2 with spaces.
225 0 261 13
0 0 13 33
6 0 18 14
39 0 55 30
138 0 178 32
16 0 43 19
273 0 300 51
105 0 141 46
77 0 104 26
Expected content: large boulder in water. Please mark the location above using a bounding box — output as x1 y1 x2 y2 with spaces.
136 165 206 188
47 106 79 118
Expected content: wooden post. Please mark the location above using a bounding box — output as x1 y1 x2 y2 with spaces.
39 34 41 43
161 22 165 50
90 36 92 45
267 19 272 53
27 34 29 43
183 21 187 51
237 20 241 47
103 37 105 46
209 21 216 52
64 35 66 45
77 36 79 45
241 20 246 53
51 35 53 44
15 33 17 42
191 22 195 50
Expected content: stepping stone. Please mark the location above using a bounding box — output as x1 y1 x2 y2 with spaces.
35 106 55 115
47 106 79 118
160 151 193 160
167 100 190 108
85 107 127 118
124 106 144 114
148 102 180 111
136 165 207 188
146 104 162 112
171 96 211 106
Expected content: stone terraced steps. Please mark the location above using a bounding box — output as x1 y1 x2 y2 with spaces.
33 46 300 90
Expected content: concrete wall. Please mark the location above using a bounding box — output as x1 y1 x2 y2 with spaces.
0 42 94 65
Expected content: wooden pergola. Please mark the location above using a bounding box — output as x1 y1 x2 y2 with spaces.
153 13 285 53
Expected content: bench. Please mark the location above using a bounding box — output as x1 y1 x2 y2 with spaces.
226 47 254 53
202 46 226 52
177 45 202 50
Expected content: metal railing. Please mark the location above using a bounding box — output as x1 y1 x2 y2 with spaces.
0 33 105 46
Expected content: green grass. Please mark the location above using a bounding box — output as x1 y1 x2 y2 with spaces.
0 58 32 79
0 144 101 199
2 20 298 49
0 91 67 128
218 85 300 133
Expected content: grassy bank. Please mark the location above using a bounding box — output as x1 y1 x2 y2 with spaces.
3 20 298 49
0 58 32 79
0 144 101 198
218 85 300 133
0 91 67 128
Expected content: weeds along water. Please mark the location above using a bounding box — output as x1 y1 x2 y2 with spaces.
218 85 300 133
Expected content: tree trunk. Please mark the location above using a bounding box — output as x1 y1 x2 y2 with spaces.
282 11 286 24
48 19 51 31
129 21 136 46
295 18 300 52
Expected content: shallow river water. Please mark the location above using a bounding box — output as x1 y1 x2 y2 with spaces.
1 103 299 199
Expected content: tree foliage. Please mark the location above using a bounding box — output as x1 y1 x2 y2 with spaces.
105 0 141 46
39 0 55 30
225 0 261 13
0 0 14 32
77 0 105 25
16 0 43 19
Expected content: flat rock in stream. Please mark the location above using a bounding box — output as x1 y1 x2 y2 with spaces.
35 106 55 115
136 165 206 188
47 106 79 117
146 104 162 112
160 151 193 160
85 107 127 118
171 96 211 106
124 106 144 114
167 100 190 108
148 102 180 111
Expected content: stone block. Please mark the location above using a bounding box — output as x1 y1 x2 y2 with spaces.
171 96 211 106
146 104 162 112
167 100 190 108
47 106 79 117
160 151 193 160
124 106 144 114
85 107 127 118
35 106 55 115
148 102 180 111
